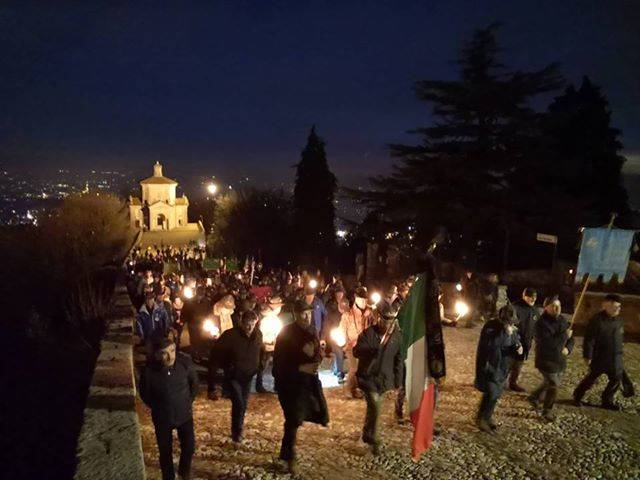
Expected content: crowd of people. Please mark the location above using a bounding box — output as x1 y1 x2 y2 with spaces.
128 245 635 480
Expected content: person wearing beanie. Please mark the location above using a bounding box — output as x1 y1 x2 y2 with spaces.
528 295 574 421
474 304 523 434
139 338 199 480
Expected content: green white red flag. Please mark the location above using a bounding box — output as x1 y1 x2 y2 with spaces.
397 273 442 460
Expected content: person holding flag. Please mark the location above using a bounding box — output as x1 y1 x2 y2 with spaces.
396 249 446 459
353 302 403 455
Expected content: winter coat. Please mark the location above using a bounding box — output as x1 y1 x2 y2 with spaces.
475 319 521 392
339 305 372 350
353 325 403 394
534 312 574 374
139 352 199 427
583 311 625 376
210 327 263 381
273 322 329 427
136 303 171 343
512 299 538 360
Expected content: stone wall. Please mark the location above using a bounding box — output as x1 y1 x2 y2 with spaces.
74 284 146 480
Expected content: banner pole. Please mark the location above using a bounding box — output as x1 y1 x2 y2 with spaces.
570 213 617 327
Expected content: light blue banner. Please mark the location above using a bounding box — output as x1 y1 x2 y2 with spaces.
576 228 635 283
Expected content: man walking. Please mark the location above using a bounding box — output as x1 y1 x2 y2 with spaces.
528 295 573 421
139 339 199 480
474 304 523 433
208 310 262 446
508 288 539 392
353 302 403 455
273 300 329 475
574 294 626 410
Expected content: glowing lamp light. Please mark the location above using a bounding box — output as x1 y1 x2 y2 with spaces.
569 269 574 275
182 286 194 299
336 229 348 239
260 314 283 344
308 279 318 290
203 318 220 338
236 273 243 280
455 283 463 292
330 328 347 348
454 300 470 318
206 183 218 195
370 292 382 305
206 278 213 287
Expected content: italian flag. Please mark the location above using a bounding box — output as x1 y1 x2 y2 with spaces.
397 274 437 460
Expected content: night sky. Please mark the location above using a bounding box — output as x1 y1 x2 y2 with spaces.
1 1 639 187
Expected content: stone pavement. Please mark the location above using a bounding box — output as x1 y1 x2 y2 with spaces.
137 327 640 480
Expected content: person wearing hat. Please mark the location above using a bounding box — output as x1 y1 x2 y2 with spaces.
139 338 199 480
574 294 626 410
208 310 263 446
508 287 539 392
302 282 328 340
528 295 573 421
273 299 329 475
474 304 523 433
339 286 373 398
353 302 403 455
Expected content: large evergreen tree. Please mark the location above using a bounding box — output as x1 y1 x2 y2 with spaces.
353 23 563 270
542 76 629 221
293 126 337 266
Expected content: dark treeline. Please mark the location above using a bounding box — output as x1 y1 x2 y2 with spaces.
349 23 632 272
1 193 133 479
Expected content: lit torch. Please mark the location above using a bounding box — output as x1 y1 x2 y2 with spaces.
308 279 318 290
330 328 347 348
455 283 463 292
454 299 470 320
182 286 194 299
260 314 283 346
203 318 220 338
370 291 382 306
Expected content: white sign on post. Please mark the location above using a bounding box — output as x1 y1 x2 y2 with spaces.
536 233 558 244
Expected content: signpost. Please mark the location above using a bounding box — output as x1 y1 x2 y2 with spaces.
536 233 558 271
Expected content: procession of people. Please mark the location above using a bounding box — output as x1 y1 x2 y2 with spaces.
129 246 635 480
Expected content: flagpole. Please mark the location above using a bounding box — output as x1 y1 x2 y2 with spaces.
570 213 617 327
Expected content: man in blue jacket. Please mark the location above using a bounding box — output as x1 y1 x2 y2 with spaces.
136 292 171 345
474 304 523 434
528 295 574 421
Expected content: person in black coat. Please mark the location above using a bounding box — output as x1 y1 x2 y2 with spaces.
528 295 574 421
474 304 522 433
354 302 403 455
273 300 329 475
139 338 199 480
208 310 263 445
574 294 626 410
508 288 539 392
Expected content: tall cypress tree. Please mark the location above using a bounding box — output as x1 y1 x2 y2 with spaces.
293 126 337 266
352 23 563 269
542 76 629 221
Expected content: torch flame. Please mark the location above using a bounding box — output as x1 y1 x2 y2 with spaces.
260 314 283 344
182 286 194 299
370 292 382 305
203 318 220 338
308 279 318 289
330 328 347 348
454 300 470 318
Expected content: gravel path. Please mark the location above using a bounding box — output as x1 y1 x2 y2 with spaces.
137 327 640 480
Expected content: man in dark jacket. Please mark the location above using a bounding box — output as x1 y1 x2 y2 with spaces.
354 302 403 455
573 294 626 410
208 310 262 445
474 304 523 433
528 295 574 421
273 300 329 475
136 292 171 345
139 338 199 480
324 285 349 382
508 288 539 392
